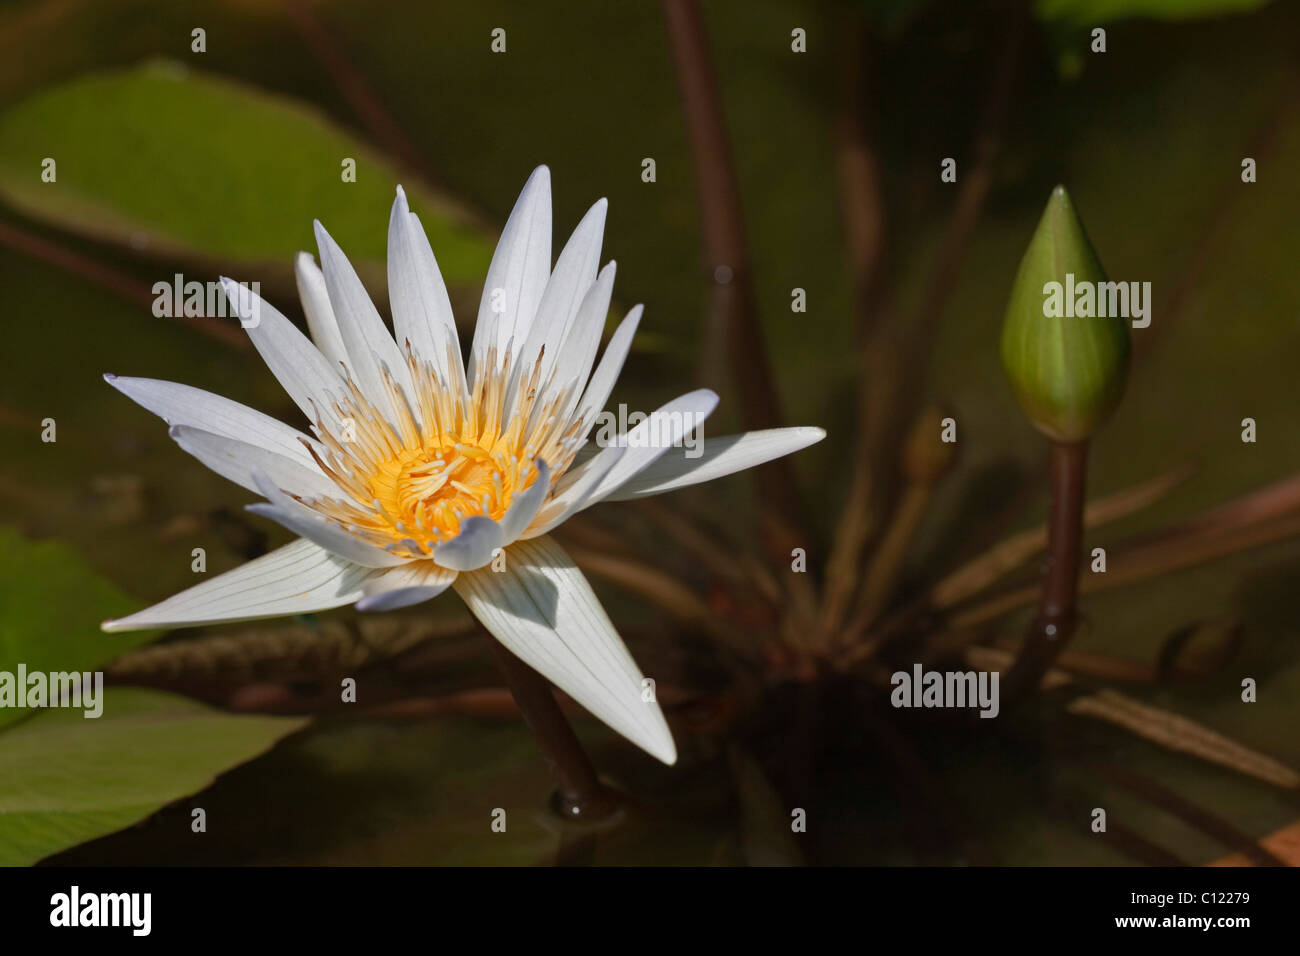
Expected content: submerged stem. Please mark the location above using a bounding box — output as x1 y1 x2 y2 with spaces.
485 639 621 823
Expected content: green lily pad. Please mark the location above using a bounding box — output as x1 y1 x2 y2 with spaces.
0 687 306 865
0 526 158 729
0 59 493 279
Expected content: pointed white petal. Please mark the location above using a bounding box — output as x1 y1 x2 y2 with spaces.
603 427 827 501
246 503 403 569
578 388 719 507
313 221 417 426
355 585 446 612
294 252 349 369
571 304 641 436
510 199 606 409
169 425 336 498
101 538 371 632
388 185 464 393
432 514 506 571
248 474 405 568
455 535 676 764
221 277 345 426
499 459 550 542
536 199 606 340
355 561 457 612
104 375 319 469
521 446 625 539
550 261 616 422
470 166 551 380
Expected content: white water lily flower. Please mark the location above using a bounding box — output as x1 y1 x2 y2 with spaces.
102 167 824 764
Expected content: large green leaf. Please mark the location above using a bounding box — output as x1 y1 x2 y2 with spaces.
48 716 566 865
0 687 306 866
0 526 158 729
0 59 492 278
0 530 306 865
48 714 740 866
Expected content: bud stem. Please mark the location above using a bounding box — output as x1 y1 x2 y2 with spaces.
486 638 621 824
1005 440 1088 698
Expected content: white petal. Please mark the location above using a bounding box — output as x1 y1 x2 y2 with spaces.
104 375 319 469
521 444 625 539
248 474 405 568
602 427 827 501
578 388 719 507
101 538 371 632
535 199 606 342
509 200 606 411
313 221 417 428
294 252 349 369
246 503 402 569
455 535 675 764
221 277 345 426
499 459 550 542
388 185 465 394
432 514 506 571
469 166 551 381
169 425 336 498
571 304 641 436
356 561 457 612
550 261 616 423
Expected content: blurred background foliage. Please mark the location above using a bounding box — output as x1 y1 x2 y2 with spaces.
0 0 1297 864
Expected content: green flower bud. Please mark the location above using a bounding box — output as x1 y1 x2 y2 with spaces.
1000 186 1130 442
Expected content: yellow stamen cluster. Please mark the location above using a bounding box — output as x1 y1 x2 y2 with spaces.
293 340 588 560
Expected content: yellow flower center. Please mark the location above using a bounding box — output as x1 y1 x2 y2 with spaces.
367 440 533 539
289 341 584 561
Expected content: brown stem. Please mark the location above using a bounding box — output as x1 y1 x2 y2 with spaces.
661 0 808 556
822 14 891 633
484 638 621 823
1003 440 1087 698
836 8 1027 645
846 484 934 638
860 6 1026 518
